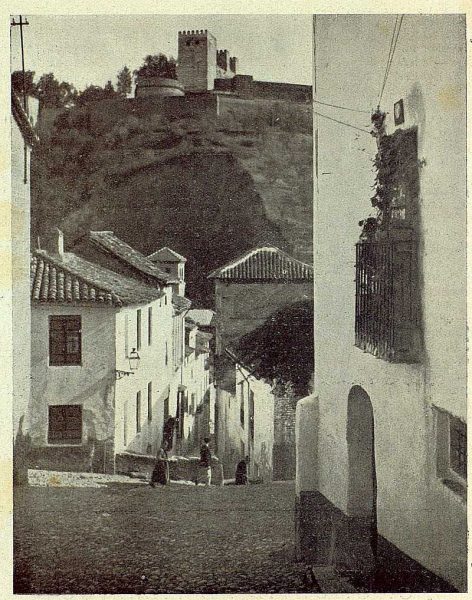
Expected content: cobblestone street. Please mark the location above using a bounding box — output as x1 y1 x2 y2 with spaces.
14 480 308 594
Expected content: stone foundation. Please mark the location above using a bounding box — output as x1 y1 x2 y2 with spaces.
295 490 456 593
28 440 115 474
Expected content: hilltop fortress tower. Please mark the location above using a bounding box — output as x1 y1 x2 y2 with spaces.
177 30 237 92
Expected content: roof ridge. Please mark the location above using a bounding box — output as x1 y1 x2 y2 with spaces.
87 231 176 282
208 246 313 279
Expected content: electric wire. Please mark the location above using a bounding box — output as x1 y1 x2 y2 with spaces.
314 111 372 135
378 15 404 106
314 99 371 114
378 15 399 106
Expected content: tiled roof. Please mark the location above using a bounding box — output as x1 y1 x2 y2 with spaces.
208 247 313 281
173 294 192 315
31 250 163 307
12 92 39 148
186 309 215 328
148 247 187 263
87 231 178 284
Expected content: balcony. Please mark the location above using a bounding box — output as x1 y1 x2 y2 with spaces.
355 239 421 363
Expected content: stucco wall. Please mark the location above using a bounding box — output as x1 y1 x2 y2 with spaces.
11 108 33 483
114 288 175 457
306 14 466 590
246 372 274 483
30 304 117 471
214 280 313 354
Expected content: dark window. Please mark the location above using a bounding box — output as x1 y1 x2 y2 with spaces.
163 394 169 421
148 307 153 346
124 401 128 446
165 341 168 365
147 382 152 422
136 391 141 433
137 309 142 350
49 315 82 366
450 417 467 479
48 405 82 444
355 127 420 364
249 390 255 442
355 240 419 362
239 382 245 427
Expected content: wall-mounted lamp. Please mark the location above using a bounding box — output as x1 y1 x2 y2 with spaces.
129 348 141 371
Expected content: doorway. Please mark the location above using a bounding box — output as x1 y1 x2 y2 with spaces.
346 385 377 565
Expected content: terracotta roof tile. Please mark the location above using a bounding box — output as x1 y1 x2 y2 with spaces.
31 250 163 307
186 309 215 328
87 231 178 284
148 247 187 263
172 294 192 315
208 247 313 281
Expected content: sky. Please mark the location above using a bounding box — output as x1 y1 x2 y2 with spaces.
10 14 313 91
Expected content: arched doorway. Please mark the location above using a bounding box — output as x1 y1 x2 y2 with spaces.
346 385 377 568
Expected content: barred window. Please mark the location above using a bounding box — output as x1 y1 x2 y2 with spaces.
49 316 81 366
136 391 142 433
48 405 82 444
450 416 467 480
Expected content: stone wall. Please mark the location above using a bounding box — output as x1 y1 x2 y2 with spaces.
273 393 297 480
116 452 224 485
214 76 312 103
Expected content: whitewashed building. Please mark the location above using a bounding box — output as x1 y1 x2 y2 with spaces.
11 92 39 485
296 15 466 592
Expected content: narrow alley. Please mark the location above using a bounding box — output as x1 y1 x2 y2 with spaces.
14 481 307 594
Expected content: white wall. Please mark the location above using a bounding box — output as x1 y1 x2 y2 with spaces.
310 14 466 590
12 110 32 459
114 286 175 456
30 304 117 446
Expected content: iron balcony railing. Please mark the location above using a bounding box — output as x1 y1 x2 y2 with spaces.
355 239 420 363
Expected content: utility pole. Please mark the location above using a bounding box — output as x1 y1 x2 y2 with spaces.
11 15 30 113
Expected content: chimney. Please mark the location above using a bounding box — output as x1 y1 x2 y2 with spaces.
38 227 64 257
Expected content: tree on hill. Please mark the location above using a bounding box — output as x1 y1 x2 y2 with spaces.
77 83 119 106
35 73 77 108
235 299 314 397
134 54 177 80
116 66 132 97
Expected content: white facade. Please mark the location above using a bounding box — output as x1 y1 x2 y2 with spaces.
11 95 39 484
297 15 466 591
114 286 175 456
30 287 178 469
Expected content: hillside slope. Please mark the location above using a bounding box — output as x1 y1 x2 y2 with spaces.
31 97 312 306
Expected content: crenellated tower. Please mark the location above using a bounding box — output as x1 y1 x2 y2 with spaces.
177 30 217 92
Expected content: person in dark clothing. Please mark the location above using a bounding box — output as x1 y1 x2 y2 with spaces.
150 442 169 487
199 437 212 487
235 455 249 485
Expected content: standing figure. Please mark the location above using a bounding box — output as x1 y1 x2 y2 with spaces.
199 437 212 487
235 455 249 485
150 442 169 487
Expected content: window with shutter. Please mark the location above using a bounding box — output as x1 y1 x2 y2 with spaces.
49 316 82 366
48 405 82 444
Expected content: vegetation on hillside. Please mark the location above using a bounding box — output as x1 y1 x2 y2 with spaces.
134 54 177 80
31 94 312 306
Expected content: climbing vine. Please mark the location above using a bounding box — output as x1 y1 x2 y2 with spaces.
363 109 419 237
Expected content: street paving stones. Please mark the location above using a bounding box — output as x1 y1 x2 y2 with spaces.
14 480 309 594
